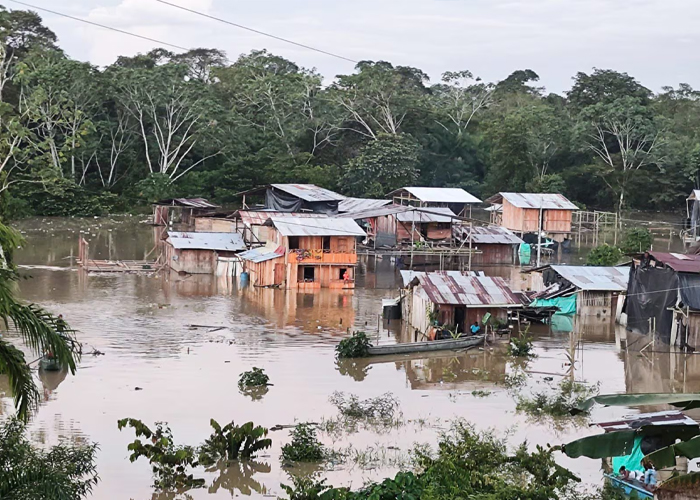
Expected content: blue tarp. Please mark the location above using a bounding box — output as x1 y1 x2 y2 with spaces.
530 295 577 315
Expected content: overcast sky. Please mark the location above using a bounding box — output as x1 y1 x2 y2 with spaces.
20 0 700 94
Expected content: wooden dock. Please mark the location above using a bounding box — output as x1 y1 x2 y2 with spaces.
78 237 161 273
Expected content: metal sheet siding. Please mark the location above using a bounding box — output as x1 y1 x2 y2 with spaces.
338 198 393 213
550 265 630 291
270 217 366 237
460 226 524 245
271 184 345 202
396 207 457 223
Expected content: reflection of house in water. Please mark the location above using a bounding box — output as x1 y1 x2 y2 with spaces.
239 217 366 290
626 252 700 348
398 350 507 391
238 287 356 334
619 346 700 399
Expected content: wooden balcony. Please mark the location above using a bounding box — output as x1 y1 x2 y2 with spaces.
289 249 357 265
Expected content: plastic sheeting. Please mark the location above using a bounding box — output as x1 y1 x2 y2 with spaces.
678 273 700 309
625 265 677 343
265 188 339 214
612 436 645 475
531 295 577 315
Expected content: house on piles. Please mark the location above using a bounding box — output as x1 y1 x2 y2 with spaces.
238 216 366 290
228 210 328 247
526 265 629 318
387 187 481 217
235 184 346 214
152 198 220 226
626 252 700 349
485 193 578 242
163 232 246 274
452 226 524 265
403 271 523 337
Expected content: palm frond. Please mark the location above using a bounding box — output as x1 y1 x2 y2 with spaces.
0 339 40 421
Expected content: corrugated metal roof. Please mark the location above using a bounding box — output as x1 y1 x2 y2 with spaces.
396 207 457 223
338 197 393 213
486 193 578 210
271 184 345 202
650 252 700 274
550 265 630 291
457 226 524 245
337 205 412 220
235 211 327 227
155 198 219 208
270 216 366 237
413 273 522 307
238 246 285 263
167 232 245 251
400 270 483 287
594 410 697 432
388 187 481 204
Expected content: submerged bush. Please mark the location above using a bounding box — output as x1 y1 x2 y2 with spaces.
586 244 622 266
507 329 535 357
516 379 599 418
620 227 653 254
329 392 400 421
198 419 272 466
281 423 327 463
335 331 372 358
238 367 270 388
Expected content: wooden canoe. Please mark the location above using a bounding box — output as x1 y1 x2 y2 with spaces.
367 335 485 356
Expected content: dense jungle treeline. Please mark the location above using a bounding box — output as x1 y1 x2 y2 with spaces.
0 6 698 218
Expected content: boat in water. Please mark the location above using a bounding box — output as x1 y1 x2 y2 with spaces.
367 335 484 356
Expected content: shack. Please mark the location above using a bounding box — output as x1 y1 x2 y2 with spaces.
240 216 366 290
485 192 578 241
236 184 345 214
626 252 700 348
164 232 246 274
152 198 219 226
453 226 524 265
404 271 523 336
230 210 327 246
387 187 481 217
527 265 629 317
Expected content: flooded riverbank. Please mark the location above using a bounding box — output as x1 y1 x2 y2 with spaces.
4 216 700 499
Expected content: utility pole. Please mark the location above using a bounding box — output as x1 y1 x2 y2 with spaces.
536 204 543 267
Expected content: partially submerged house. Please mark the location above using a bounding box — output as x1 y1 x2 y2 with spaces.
152 198 220 226
404 271 523 336
485 193 578 241
239 216 366 290
236 184 345 214
453 226 524 265
230 210 327 246
164 232 246 274
527 265 629 317
388 187 481 217
626 252 700 348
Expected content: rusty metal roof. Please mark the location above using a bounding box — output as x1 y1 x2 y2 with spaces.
550 265 630 292
338 197 393 213
238 246 285 263
167 232 245 251
155 198 219 209
400 270 484 287
387 187 481 204
649 252 700 274
270 216 366 237
457 225 524 245
396 207 457 223
234 210 327 227
485 192 578 210
271 184 345 202
413 273 522 307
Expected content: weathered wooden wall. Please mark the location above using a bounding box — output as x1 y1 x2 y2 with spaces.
501 200 572 234
470 244 516 265
165 245 217 274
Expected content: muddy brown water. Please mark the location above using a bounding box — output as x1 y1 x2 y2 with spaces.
3 216 699 499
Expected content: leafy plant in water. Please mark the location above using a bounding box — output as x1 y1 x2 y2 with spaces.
335 331 372 359
198 419 272 466
329 392 400 422
238 367 270 388
508 328 535 357
281 423 327 463
117 418 204 490
586 244 622 266
516 380 599 418
619 227 653 254
280 475 349 500
471 390 492 398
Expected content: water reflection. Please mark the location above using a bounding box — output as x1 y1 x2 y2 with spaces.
204 460 271 497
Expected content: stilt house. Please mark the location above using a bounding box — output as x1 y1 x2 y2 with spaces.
485 193 578 241
387 187 481 217
164 232 246 274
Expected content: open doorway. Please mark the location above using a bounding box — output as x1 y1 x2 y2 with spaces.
298 266 315 282
454 307 466 334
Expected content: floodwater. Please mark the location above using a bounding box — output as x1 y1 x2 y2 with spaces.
3 216 700 500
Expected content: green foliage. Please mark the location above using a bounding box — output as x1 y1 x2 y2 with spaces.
329 392 400 422
117 418 205 491
619 227 653 254
335 331 372 359
586 244 623 266
508 329 535 357
516 380 599 418
281 423 326 463
0 417 99 500
198 419 271 466
134 173 174 204
280 475 349 500
238 367 270 389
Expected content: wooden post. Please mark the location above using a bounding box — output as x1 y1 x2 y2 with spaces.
536 206 543 267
